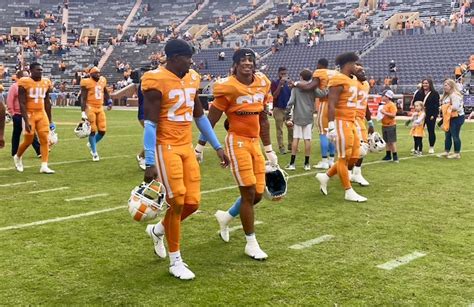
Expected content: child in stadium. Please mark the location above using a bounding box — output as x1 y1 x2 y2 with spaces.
380 90 399 162
409 101 425 156
285 69 316 170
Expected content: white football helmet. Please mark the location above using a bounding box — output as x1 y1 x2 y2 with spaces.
5 113 12 124
128 180 168 222
368 132 386 153
48 130 58 147
74 120 91 138
263 163 289 201
360 140 369 158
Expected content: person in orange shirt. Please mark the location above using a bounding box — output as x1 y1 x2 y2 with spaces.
315 52 367 202
196 48 278 260
380 90 398 162
14 63 55 173
141 39 229 280
80 67 109 161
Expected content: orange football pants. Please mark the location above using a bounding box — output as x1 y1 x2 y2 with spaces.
17 111 50 163
87 106 107 133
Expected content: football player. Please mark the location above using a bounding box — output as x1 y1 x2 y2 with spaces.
350 63 374 186
80 66 109 161
196 49 278 260
141 39 229 280
294 58 337 170
136 81 146 170
14 63 55 173
315 52 367 202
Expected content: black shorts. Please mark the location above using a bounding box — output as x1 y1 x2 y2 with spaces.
382 125 397 143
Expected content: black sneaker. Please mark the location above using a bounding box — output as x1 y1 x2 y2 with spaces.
382 156 391 161
392 158 399 163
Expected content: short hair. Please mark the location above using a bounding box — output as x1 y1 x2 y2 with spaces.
30 62 42 70
300 69 312 81
317 58 329 68
335 52 359 68
278 67 287 73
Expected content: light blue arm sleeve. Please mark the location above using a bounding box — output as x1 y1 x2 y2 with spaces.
144 120 157 165
194 115 222 150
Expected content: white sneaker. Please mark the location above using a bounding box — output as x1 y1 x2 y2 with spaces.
13 155 24 172
145 225 167 258
303 164 311 171
313 161 329 169
285 164 296 170
137 154 146 170
245 241 268 260
410 148 415 153
169 261 195 280
428 147 435 154
92 153 100 162
315 173 329 195
350 167 369 186
215 210 232 242
40 165 55 174
344 188 367 202
328 158 335 167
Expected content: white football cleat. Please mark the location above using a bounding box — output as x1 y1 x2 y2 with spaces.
215 210 232 242
315 173 329 195
145 225 167 259
40 165 55 174
136 154 146 170
344 188 367 202
92 153 100 162
313 161 329 169
169 261 195 280
13 155 24 172
245 241 268 260
350 167 369 186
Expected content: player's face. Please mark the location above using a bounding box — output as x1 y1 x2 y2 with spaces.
354 63 367 81
175 55 193 75
90 72 100 81
30 65 43 80
236 56 255 77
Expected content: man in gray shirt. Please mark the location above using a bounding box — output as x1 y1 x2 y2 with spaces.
285 69 316 171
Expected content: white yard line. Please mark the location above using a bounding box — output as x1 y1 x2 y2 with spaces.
60 134 141 142
1 150 473 232
376 251 427 270
0 155 133 172
289 235 334 250
28 187 70 194
0 206 124 232
0 180 36 188
65 193 109 202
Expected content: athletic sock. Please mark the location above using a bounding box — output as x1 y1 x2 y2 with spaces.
290 155 296 164
88 135 97 153
304 156 309 165
245 233 256 242
153 221 165 236
95 133 104 144
385 151 392 159
169 251 182 266
393 152 398 160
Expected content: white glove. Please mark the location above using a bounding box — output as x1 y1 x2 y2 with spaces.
81 111 88 121
264 145 278 166
194 143 205 163
327 121 337 143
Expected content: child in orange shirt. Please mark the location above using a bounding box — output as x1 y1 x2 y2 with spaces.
409 101 425 156
380 90 399 162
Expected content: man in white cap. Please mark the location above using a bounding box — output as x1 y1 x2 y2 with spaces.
380 90 398 162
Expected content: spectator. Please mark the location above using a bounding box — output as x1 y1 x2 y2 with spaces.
409 101 426 156
271 67 293 154
438 79 465 159
380 90 399 162
218 51 225 61
391 76 398 93
413 79 440 154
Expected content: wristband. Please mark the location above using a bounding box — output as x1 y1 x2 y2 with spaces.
367 120 374 127
195 143 205 153
328 121 335 131
264 144 273 153
81 111 87 118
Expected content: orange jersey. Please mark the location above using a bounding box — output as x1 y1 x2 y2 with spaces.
313 68 337 103
328 73 359 122
18 77 52 111
382 101 397 126
212 72 272 138
80 76 107 107
141 67 200 145
355 80 370 119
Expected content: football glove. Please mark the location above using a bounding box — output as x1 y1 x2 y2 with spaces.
49 122 56 131
81 111 88 121
194 143 205 163
327 121 337 143
264 145 278 166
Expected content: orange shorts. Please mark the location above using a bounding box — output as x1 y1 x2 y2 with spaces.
24 110 49 135
87 106 106 133
335 119 360 159
225 133 266 194
355 117 368 143
316 100 328 134
155 143 201 205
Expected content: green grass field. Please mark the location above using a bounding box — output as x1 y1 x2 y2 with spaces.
0 108 473 305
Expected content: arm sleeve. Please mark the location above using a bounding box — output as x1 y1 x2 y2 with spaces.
195 115 222 150
143 120 157 165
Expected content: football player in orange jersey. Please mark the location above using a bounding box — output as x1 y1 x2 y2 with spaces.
141 39 229 280
315 52 367 202
350 63 374 186
294 58 337 170
80 66 109 161
14 63 55 174
195 49 278 260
